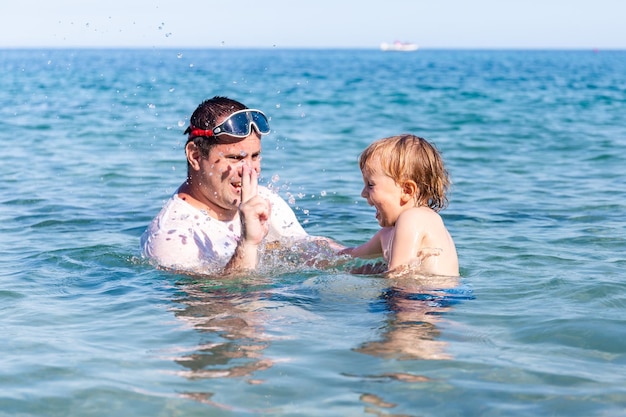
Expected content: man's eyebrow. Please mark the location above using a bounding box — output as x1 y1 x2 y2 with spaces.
223 150 261 158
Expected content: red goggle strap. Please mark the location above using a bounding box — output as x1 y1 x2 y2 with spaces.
188 127 215 138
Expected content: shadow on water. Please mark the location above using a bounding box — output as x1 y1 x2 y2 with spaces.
348 275 474 416
356 276 470 361
171 278 274 383
169 278 276 412
163 248 474 413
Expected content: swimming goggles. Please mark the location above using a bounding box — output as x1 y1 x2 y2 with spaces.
187 109 270 139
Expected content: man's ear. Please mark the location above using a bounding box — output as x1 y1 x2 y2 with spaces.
401 180 418 204
185 141 202 171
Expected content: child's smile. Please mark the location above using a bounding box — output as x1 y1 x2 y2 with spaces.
361 169 406 228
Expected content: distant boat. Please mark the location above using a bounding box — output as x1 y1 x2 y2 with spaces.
380 41 419 52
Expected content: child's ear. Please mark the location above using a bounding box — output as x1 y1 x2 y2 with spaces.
401 180 418 203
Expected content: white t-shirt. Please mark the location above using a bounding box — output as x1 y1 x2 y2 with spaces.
140 186 307 272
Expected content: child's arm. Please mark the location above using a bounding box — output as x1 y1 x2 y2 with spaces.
339 230 386 274
340 229 384 259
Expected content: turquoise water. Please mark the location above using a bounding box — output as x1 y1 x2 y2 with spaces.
1 48 625 416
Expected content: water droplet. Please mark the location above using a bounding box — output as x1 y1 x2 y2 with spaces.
271 174 280 183
320 190 327 197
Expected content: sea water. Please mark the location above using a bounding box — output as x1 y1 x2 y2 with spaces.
1 48 625 416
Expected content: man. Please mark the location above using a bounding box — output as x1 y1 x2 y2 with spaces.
141 96 321 274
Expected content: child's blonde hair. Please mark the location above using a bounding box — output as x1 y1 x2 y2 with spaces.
359 134 450 211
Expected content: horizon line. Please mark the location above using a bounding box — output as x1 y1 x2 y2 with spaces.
0 45 622 51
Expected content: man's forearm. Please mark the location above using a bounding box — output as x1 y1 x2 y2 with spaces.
223 240 259 274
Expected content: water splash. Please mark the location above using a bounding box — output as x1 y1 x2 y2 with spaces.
258 237 350 274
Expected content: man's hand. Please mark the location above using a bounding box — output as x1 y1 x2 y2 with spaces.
223 163 271 273
239 162 271 245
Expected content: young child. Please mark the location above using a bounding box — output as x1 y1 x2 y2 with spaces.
341 134 459 277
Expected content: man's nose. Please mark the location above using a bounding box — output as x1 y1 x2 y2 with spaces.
251 158 261 173
237 157 261 174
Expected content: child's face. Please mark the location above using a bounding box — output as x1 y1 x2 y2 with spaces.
360 165 405 228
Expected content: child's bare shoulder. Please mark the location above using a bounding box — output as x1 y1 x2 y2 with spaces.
397 206 442 224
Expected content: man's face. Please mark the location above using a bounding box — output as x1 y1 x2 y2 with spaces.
195 133 262 220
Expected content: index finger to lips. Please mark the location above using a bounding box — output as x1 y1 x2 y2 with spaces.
241 162 259 204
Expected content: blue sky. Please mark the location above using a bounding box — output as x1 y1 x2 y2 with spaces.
1 0 624 49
